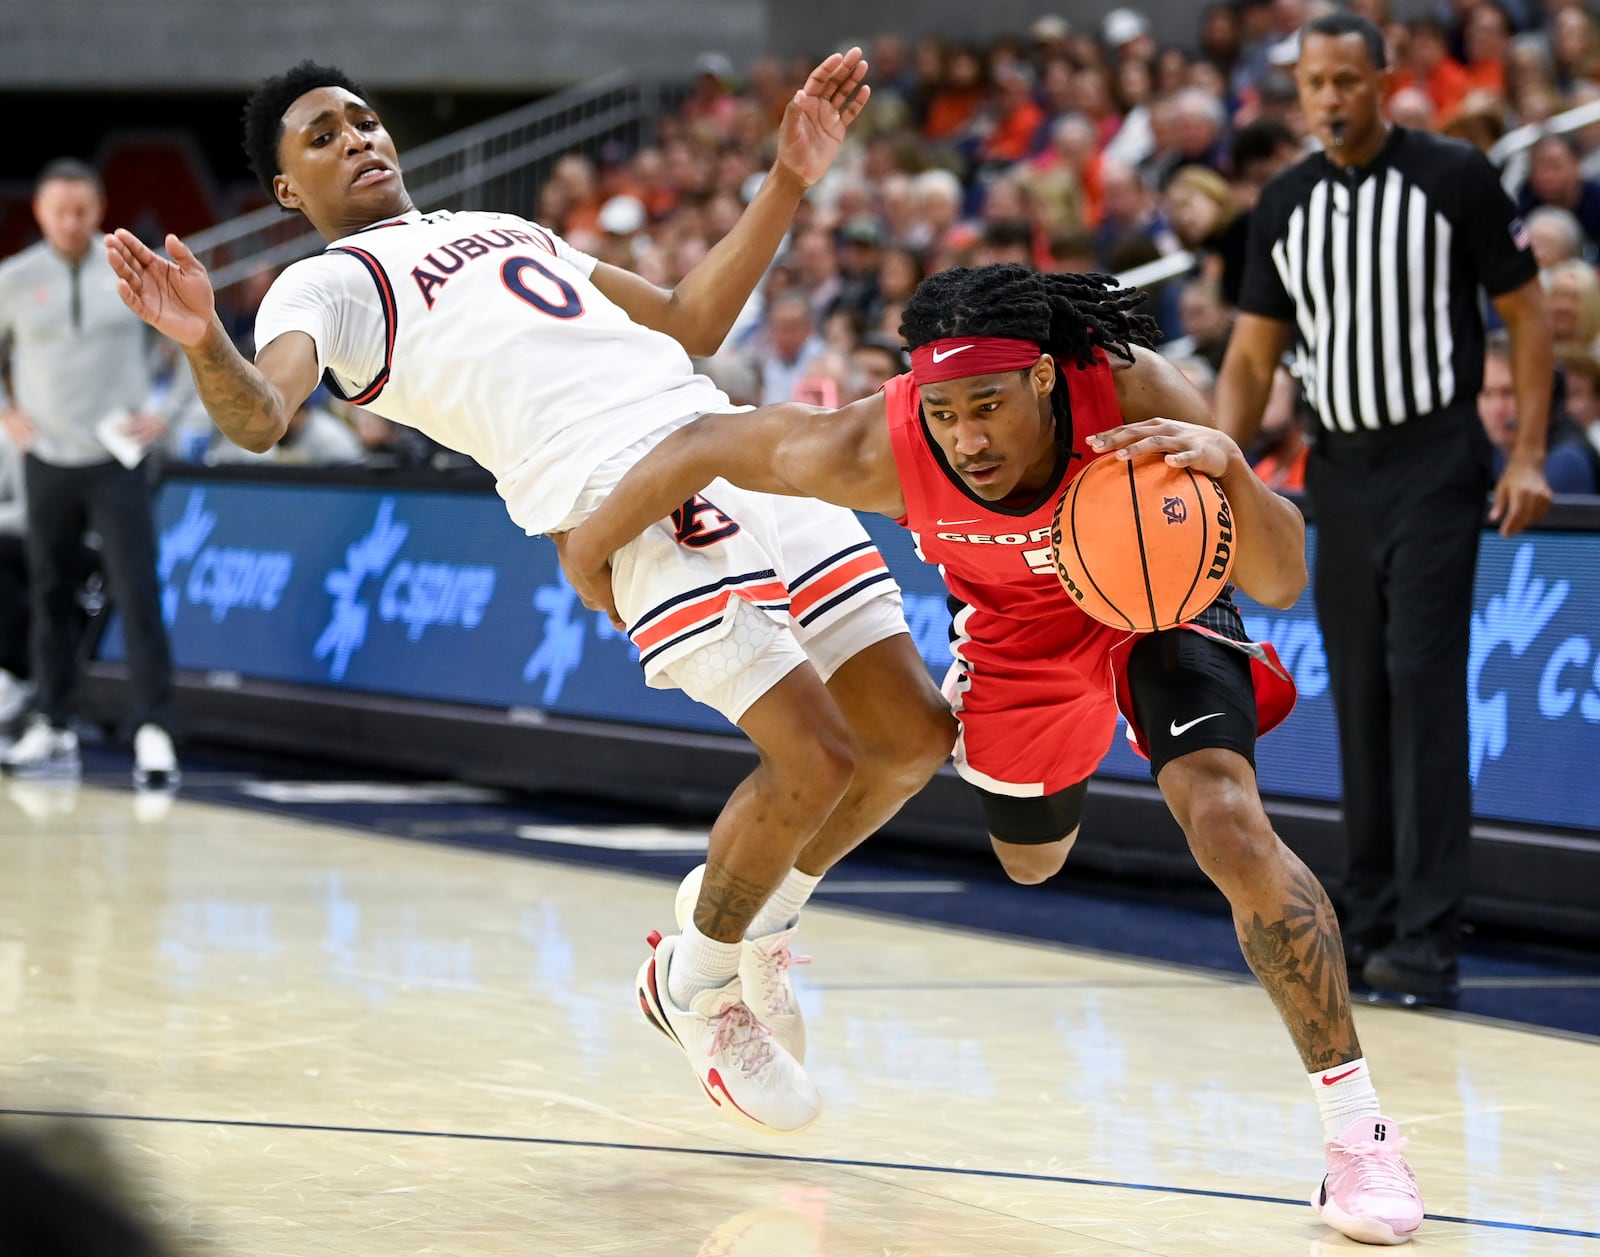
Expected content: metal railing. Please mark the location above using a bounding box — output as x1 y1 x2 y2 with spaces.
186 73 677 294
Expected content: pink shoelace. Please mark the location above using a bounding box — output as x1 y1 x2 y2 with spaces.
753 938 812 1012
706 1001 777 1075
1333 1133 1417 1197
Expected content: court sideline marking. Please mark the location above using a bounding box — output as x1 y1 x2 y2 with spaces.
2 1107 1594 1241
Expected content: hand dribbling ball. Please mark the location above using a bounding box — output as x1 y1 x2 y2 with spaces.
1050 453 1235 631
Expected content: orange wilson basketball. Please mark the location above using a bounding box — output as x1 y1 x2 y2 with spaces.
1050 453 1235 631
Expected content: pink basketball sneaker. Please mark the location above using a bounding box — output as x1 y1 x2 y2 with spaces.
1312 1115 1425 1245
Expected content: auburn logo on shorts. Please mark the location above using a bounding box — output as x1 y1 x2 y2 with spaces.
672 494 741 548
1161 495 1188 525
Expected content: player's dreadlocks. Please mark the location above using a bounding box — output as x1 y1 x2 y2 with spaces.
900 264 1161 455
243 61 369 203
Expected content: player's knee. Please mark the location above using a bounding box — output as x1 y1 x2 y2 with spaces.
788 720 858 806
1162 753 1275 882
992 830 1077 885
879 692 957 786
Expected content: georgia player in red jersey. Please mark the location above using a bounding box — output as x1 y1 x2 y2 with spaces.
563 265 1426 1247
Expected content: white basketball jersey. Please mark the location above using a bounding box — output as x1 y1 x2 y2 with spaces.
260 209 728 535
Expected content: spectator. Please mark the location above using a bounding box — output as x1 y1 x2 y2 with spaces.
1518 134 1600 253
1386 85 1437 132
907 168 967 253
1101 7 1158 67
1550 4 1600 92
1247 365 1310 491
848 334 907 398
0 159 179 786
974 218 1035 268
1155 87 1234 183
1461 1 1511 96
1479 332 1598 492
1543 256 1600 353
753 292 827 403
1229 118 1306 208
978 61 1046 168
923 45 987 142
1173 275 1237 371
1525 205 1587 269
1162 163 1250 304
1394 17 1473 120
1558 346 1600 478
829 217 885 325
1439 89 1509 156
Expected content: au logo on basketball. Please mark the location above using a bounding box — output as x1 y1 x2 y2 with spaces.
1161 495 1187 525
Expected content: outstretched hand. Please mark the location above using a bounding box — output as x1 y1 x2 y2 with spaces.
774 47 871 188
104 229 216 348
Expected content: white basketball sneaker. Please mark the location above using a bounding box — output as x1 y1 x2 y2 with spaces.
636 930 821 1135
0 718 80 778
676 863 810 1063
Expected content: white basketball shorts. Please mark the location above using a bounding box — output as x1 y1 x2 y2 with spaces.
553 416 908 724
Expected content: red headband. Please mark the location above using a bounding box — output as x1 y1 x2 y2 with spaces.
910 336 1042 386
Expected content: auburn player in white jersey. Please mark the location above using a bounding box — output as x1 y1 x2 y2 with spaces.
105 55 955 1136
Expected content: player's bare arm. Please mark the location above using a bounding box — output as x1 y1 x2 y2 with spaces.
587 48 870 355
1489 276 1555 537
105 228 316 452
1095 346 1307 609
1212 313 1293 448
558 393 901 626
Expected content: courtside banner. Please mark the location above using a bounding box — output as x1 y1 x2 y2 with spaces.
101 476 1600 832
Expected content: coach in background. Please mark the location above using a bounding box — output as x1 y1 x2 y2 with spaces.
1214 13 1553 1007
0 160 179 786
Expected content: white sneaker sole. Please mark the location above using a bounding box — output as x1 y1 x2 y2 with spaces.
1312 1182 1419 1245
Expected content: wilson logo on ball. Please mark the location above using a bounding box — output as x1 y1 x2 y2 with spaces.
1207 481 1234 582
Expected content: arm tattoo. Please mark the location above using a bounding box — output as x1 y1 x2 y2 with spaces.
693 858 774 943
1238 861 1362 1071
185 336 285 449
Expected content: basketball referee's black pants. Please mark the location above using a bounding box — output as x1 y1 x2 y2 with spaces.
1304 406 1494 961
23 454 174 732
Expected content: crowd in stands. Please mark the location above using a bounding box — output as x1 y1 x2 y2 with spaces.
189 2 1600 492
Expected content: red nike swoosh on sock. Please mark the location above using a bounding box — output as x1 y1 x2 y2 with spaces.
1320 1066 1362 1085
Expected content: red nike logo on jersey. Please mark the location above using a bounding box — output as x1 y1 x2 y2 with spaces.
1321 1066 1362 1085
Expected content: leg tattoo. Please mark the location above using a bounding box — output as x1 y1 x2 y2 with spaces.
1237 859 1362 1071
693 857 774 941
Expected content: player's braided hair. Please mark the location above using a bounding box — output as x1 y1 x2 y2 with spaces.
899 264 1160 455
243 61 369 203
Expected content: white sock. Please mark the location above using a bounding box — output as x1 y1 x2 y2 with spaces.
1311 1058 1383 1141
667 921 743 1009
748 867 822 937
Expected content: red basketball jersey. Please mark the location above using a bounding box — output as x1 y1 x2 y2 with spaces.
883 353 1132 676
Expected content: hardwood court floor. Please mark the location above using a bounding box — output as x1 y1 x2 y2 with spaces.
1 780 1597 1255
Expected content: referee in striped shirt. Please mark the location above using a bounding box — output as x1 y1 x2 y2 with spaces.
1216 11 1553 1007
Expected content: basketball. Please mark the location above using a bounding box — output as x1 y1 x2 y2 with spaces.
1049 453 1235 632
